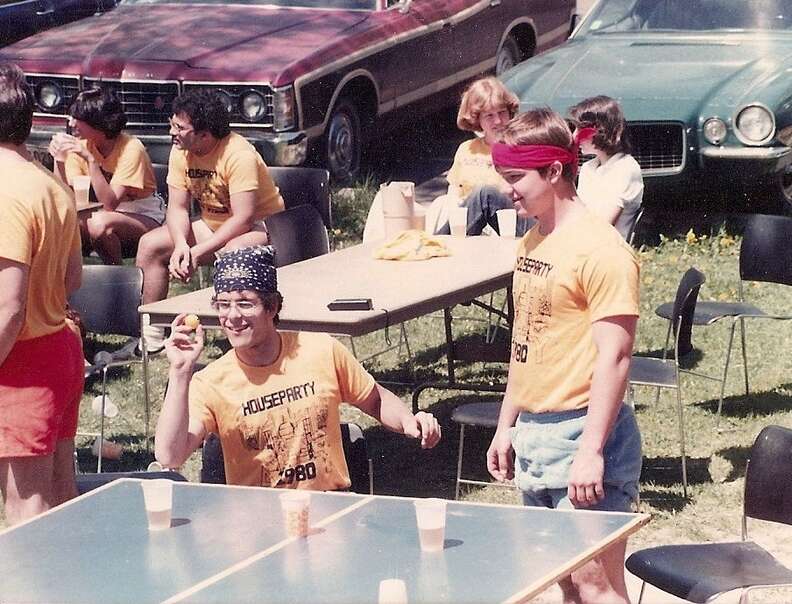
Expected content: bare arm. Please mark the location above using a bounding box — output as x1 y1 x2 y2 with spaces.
0 259 29 366
86 158 132 211
154 315 207 467
64 231 82 296
567 314 636 507
486 370 522 482
353 383 441 449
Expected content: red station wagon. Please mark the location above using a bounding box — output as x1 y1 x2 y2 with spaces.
0 0 575 181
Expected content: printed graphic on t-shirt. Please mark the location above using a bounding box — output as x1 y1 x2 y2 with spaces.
512 254 554 365
186 168 229 216
233 380 338 488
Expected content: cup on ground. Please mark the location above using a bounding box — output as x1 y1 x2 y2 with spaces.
449 207 468 237
72 175 91 207
496 208 517 238
378 578 408 604
280 490 311 537
91 436 123 460
141 479 173 531
91 394 119 418
413 498 446 552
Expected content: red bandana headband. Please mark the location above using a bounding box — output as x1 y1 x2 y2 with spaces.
490 126 598 177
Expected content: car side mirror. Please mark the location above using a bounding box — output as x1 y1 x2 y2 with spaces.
399 0 413 15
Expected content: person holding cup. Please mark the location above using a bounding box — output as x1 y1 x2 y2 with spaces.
486 108 641 604
0 64 84 526
154 245 441 491
49 87 165 265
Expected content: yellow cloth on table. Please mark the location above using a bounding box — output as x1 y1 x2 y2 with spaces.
373 230 451 261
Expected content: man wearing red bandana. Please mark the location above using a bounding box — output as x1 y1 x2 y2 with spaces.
486 108 641 604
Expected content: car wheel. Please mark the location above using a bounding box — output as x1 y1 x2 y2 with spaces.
495 37 521 76
324 98 361 184
775 164 792 215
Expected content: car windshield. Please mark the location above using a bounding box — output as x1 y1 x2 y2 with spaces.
578 0 792 34
120 0 376 8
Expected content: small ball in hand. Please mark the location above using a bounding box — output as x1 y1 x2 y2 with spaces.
184 314 201 330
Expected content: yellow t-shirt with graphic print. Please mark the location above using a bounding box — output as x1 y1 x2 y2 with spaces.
64 133 156 199
189 331 376 490
508 210 639 413
446 137 506 199
0 160 80 340
167 132 284 231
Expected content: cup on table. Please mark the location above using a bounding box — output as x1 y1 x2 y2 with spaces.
280 490 311 538
496 208 517 238
449 207 468 237
72 175 91 208
141 479 173 531
413 498 446 553
378 578 408 604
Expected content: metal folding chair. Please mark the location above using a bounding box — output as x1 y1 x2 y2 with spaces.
627 425 792 603
629 267 723 498
654 214 792 429
69 265 150 472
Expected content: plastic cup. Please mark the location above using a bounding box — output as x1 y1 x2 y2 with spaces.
378 578 408 604
449 207 468 237
496 208 517 238
280 490 311 537
141 479 173 530
91 437 123 460
414 498 446 552
72 175 91 207
91 394 119 418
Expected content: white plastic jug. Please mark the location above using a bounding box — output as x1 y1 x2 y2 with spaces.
381 181 415 238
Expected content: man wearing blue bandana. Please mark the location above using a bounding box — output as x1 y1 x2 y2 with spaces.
155 245 441 490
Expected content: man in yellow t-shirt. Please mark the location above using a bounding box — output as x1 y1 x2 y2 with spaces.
0 64 84 526
136 89 284 351
486 109 640 604
154 245 441 490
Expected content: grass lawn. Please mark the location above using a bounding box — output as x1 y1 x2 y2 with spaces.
3 195 792 599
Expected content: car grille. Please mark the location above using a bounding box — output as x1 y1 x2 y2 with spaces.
84 79 179 126
627 122 685 175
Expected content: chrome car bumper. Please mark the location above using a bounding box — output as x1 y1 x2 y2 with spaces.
27 125 308 168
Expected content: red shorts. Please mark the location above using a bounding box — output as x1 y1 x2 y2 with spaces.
0 327 84 458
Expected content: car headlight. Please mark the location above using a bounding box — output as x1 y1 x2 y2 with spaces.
215 90 234 114
736 105 774 144
272 86 295 131
703 118 727 145
240 90 267 122
37 81 64 112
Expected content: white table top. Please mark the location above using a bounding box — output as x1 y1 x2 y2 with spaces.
139 235 520 337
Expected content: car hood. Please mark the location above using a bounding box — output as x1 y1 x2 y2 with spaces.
504 34 792 122
0 4 368 84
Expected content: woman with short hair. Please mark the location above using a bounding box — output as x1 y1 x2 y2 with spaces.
50 87 164 264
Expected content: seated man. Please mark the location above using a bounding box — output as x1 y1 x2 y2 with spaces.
155 245 441 490
136 89 285 352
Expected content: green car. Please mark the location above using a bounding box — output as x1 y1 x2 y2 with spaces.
504 0 792 213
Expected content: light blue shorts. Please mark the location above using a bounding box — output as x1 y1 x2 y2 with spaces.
510 404 641 512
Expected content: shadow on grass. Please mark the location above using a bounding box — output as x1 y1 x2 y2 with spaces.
366 393 501 499
698 389 792 419
76 433 156 475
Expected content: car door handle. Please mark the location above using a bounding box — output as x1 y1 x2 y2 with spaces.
36 7 55 15
490 0 501 6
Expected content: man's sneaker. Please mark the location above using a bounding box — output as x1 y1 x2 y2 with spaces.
135 314 166 357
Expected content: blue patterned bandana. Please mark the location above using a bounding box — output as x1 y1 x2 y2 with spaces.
213 245 278 295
